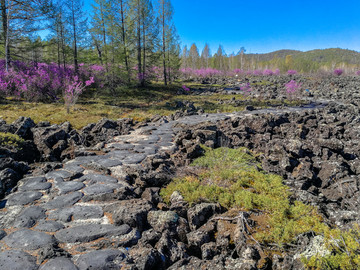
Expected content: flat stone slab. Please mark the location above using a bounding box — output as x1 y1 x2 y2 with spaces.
107 143 134 150
122 154 146 164
75 249 127 270
18 177 52 191
57 181 85 194
55 224 131 243
3 229 55 250
34 220 65 232
79 174 118 184
63 164 85 174
48 205 104 222
6 191 43 206
13 206 46 228
43 192 83 209
46 170 73 180
39 257 78 270
0 250 37 270
82 184 119 196
95 158 123 168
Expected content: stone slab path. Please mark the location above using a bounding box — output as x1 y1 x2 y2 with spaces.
0 103 326 269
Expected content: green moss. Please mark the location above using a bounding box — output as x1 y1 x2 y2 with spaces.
0 132 25 149
160 146 325 246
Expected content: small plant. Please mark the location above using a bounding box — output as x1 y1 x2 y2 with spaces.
287 70 298 75
334 69 344 76
285 80 302 100
182 85 190 92
63 76 94 114
240 82 252 96
0 132 25 149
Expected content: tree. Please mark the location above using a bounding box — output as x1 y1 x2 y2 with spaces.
200 43 210 68
181 45 188 69
0 0 51 70
213 45 226 70
188 43 199 69
157 0 178 85
65 0 87 73
129 0 158 86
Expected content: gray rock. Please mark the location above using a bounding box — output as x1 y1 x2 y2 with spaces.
44 192 83 209
48 205 104 222
75 249 127 270
104 199 153 231
187 203 222 231
0 250 37 270
39 257 78 270
55 224 131 243
13 206 46 228
147 210 179 232
96 158 123 167
34 220 65 232
18 176 51 191
3 229 56 250
83 183 118 196
57 181 85 194
79 174 118 184
6 191 43 206
122 154 146 164
46 170 73 180
63 164 85 174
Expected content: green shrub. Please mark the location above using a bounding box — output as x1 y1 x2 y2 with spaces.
0 132 25 149
161 146 325 246
302 225 360 269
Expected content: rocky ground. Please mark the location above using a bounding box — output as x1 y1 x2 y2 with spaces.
1 76 360 269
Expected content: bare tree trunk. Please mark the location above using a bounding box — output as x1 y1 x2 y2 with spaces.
120 0 130 83
136 1 142 86
71 1 78 73
1 0 10 71
161 1 167 85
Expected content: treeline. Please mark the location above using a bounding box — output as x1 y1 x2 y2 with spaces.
0 0 180 86
181 44 360 73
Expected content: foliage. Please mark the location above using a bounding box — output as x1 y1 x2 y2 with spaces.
160 146 325 246
285 80 302 99
303 225 360 270
333 68 344 76
0 132 25 149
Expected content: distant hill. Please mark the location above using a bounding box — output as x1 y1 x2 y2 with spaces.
248 48 360 65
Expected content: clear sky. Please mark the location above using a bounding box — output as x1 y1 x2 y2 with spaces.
171 0 360 55
83 0 360 55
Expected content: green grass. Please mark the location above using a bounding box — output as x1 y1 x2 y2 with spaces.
161 146 325 246
0 82 307 129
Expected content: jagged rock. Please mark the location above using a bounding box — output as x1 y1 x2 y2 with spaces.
187 203 222 231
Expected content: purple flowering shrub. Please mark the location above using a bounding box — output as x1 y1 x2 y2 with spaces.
240 82 252 96
0 60 103 106
64 76 94 113
356 70 360 76
285 80 301 99
333 69 343 76
287 70 298 75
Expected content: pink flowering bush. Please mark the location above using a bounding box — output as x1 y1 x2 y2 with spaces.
240 82 252 96
356 70 360 76
263 69 274 76
63 76 94 113
333 69 343 76
285 80 301 99
287 70 298 75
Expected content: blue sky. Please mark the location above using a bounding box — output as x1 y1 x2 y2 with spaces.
171 0 360 54
83 0 360 54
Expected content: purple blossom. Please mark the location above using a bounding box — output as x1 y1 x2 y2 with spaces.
287 70 298 75
334 69 343 76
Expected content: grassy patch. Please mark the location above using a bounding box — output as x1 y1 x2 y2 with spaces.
161 146 325 246
0 132 25 149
